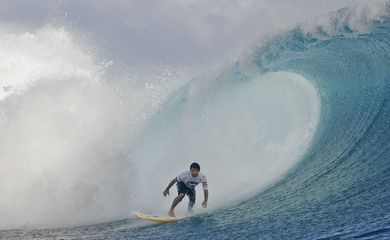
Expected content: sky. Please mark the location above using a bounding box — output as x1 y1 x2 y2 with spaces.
0 0 372 65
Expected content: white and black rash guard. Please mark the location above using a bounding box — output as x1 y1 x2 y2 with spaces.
177 171 208 190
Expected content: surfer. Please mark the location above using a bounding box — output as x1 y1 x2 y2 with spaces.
163 162 208 217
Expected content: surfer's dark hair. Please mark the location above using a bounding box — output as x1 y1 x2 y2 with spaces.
190 162 200 170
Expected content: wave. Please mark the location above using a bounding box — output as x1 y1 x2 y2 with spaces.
122 3 390 239
1 2 390 240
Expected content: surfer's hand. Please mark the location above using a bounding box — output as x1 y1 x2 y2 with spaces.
201 200 207 208
163 189 169 197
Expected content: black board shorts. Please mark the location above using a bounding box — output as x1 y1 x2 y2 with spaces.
176 181 196 203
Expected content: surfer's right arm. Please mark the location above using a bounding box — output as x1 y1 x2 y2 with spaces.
163 177 178 197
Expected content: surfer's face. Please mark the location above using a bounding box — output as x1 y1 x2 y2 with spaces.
190 168 200 177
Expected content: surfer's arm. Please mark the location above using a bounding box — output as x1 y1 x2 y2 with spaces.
201 176 208 207
202 189 208 208
163 178 178 196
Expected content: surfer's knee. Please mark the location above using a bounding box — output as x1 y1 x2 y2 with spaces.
177 193 185 201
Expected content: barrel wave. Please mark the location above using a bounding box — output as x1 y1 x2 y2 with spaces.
121 7 390 240
2 4 390 240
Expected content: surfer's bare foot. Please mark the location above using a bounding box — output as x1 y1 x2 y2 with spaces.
168 209 176 217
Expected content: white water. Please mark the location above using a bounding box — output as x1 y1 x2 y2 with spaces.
0 27 185 229
131 71 320 215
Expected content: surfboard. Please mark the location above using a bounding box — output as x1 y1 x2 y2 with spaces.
135 212 179 223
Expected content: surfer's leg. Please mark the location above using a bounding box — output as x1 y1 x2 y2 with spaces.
187 188 196 213
168 193 185 217
188 201 194 213
169 182 187 217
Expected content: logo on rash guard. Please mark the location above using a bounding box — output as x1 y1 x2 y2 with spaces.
187 182 199 188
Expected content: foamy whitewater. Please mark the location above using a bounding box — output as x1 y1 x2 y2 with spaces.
1 1 390 239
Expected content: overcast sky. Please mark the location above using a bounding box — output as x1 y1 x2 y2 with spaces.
0 0 372 64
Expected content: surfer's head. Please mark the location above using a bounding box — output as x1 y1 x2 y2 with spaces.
190 162 200 177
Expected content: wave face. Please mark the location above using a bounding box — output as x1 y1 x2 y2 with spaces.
121 6 390 240
1 3 390 240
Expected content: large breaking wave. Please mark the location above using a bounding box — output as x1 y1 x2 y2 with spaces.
123 3 390 239
1 1 390 240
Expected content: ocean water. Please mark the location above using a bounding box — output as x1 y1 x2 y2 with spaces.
1 1 390 240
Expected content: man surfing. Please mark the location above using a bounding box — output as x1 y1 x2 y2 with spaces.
163 162 208 217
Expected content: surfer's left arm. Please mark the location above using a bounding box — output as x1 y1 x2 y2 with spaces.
201 178 208 208
202 189 208 208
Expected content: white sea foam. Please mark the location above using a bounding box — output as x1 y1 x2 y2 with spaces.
130 71 320 214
